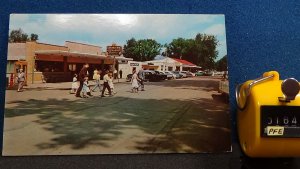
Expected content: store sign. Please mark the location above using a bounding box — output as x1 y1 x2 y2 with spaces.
107 44 122 55
130 63 139 66
104 58 114 64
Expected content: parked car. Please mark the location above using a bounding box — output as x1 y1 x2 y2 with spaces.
164 71 176 79
214 71 224 76
172 71 184 79
126 70 166 82
146 70 167 81
203 70 213 76
155 71 168 80
179 71 187 78
195 71 204 76
157 71 174 80
180 71 193 77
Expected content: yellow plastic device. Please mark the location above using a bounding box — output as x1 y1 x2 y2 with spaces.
236 71 300 157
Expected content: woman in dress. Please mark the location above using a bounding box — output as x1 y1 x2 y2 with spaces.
131 70 140 93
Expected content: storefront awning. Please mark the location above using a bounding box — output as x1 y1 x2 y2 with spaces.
182 65 202 68
115 56 133 61
35 50 107 59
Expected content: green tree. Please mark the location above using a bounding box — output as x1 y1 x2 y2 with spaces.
166 38 189 59
9 28 28 42
215 55 227 71
194 33 219 70
123 38 162 61
30 33 39 41
166 33 219 70
9 28 39 43
123 38 137 59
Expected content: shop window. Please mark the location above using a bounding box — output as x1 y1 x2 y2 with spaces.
68 64 76 71
36 60 64 72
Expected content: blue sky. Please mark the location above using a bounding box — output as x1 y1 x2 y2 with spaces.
9 14 227 60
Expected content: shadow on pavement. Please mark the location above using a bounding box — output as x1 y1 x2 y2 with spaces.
4 95 231 153
148 77 220 90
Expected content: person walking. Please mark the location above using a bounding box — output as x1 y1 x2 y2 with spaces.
92 68 99 81
91 70 102 93
131 70 139 93
108 72 116 94
76 63 92 97
101 70 112 97
119 69 123 79
137 67 145 91
70 74 79 94
17 69 25 92
81 76 91 98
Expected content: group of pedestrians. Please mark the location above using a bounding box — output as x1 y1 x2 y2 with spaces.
72 63 146 97
72 63 116 98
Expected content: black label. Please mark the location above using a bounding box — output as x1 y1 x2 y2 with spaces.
261 106 300 138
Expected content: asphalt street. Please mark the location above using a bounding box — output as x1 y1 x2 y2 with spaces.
3 76 231 155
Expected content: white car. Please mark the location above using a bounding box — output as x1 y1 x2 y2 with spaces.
180 71 193 77
164 71 176 79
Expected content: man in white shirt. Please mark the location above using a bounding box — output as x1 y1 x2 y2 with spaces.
101 70 112 97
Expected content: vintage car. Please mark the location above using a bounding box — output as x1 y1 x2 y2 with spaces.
164 71 176 79
195 71 204 76
171 71 184 79
155 71 172 80
203 70 213 76
126 70 167 82
180 71 194 77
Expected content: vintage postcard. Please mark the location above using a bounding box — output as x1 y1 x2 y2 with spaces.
3 14 230 155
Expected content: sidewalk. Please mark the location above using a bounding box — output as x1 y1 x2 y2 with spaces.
24 78 128 90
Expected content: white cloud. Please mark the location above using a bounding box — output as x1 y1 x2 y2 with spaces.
9 14 227 58
203 24 225 36
9 14 29 30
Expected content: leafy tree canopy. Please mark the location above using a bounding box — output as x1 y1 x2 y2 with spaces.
9 28 39 43
123 38 162 61
165 33 219 70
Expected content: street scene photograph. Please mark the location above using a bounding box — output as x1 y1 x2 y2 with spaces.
3 14 230 155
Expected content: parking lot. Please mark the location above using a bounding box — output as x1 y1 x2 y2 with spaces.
3 76 231 155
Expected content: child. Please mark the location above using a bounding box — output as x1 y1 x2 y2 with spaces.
70 74 79 94
81 76 91 98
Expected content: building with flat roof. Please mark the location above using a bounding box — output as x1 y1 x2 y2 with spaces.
172 58 202 72
6 41 132 84
145 57 201 72
7 43 26 74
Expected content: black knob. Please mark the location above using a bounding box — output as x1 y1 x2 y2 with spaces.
281 78 300 101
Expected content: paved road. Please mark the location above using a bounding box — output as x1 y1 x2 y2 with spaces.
3 76 231 155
